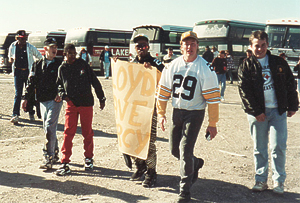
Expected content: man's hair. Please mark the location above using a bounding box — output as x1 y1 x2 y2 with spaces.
64 43 76 54
249 30 268 45
168 47 173 51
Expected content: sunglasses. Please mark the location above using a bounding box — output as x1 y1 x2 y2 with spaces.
135 44 148 49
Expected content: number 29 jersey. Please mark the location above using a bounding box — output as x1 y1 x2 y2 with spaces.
157 55 220 111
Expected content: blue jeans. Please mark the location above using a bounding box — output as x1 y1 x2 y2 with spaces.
247 108 287 183
13 69 29 116
40 100 63 156
227 69 233 82
170 109 205 193
103 62 110 78
217 73 226 97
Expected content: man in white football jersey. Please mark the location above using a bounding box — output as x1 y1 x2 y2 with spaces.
156 31 220 202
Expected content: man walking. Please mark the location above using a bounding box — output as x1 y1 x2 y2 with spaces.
8 30 42 124
212 50 227 101
156 31 220 202
238 30 298 194
99 45 112 79
22 38 63 169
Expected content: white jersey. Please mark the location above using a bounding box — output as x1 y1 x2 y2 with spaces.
158 55 220 110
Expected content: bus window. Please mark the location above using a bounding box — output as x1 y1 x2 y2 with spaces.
229 27 244 39
125 33 131 46
232 44 243 52
110 33 125 46
96 32 109 45
169 32 178 43
243 28 253 38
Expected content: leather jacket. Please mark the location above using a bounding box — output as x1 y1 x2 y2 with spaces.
238 50 298 116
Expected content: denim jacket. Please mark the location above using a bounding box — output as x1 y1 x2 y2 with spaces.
8 41 42 74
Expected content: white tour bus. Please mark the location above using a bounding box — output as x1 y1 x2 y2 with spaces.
265 19 300 76
129 25 192 61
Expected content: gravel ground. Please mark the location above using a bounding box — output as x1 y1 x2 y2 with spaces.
0 73 299 203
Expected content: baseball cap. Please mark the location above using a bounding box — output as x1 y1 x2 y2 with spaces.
16 30 28 38
133 34 149 43
44 38 57 46
180 31 198 43
105 45 109 49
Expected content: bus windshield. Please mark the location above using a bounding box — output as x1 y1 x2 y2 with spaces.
285 27 300 49
131 27 160 41
266 26 286 48
65 29 87 46
28 35 47 48
193 23 229 38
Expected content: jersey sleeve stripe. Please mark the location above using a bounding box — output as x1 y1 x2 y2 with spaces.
157 84 171 101
203 87 221 104
202 88 220 94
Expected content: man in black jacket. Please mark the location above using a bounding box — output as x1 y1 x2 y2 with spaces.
238 31 298 195
55 44 106 176
202 46 213 63
22 38 63 169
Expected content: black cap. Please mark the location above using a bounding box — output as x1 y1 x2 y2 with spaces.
44 38 57 46
133 34 149 43
16 30 28 38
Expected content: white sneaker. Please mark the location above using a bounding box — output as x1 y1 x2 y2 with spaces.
29 114 35 121
10 115 19 124
273 182 284 194
221 96 225 101
252 181 268 192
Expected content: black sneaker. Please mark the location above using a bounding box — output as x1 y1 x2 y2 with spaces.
39 155 53 170
178 191 191 203
192 158 204 184
85 158 94 171
142 169 157 188
55 163 71 176
130 165 147 181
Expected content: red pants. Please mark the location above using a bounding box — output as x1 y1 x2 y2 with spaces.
61 101 94 163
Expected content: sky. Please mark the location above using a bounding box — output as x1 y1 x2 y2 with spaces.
0 0 299 34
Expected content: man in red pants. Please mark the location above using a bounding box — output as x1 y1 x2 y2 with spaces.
55 44 106 176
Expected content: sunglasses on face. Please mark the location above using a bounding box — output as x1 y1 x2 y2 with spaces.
135 44 148 49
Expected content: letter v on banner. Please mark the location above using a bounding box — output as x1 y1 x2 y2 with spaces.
111 60 157 160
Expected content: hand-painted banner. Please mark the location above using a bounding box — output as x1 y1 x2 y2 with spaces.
112 60 157 160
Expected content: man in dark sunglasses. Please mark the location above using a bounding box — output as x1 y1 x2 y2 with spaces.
127 34 164 188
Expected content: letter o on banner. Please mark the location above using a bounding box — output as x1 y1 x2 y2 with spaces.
117 66 127 91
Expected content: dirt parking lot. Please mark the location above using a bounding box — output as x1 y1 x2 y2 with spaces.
0 73 299 203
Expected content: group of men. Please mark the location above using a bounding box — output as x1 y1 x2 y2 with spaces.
7 29 299 203
9 30 106 176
